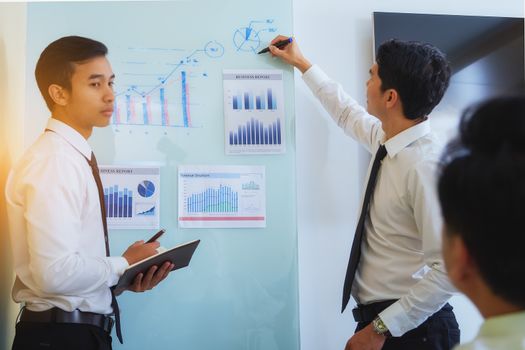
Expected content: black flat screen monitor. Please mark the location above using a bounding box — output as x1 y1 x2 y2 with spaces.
373 12 525 139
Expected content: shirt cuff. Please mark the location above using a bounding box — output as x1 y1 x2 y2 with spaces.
302 64 330 92
107 256 129 287
378 302 413 337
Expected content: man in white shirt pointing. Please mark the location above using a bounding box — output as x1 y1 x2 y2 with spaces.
269 36 459 349
5 36 173 350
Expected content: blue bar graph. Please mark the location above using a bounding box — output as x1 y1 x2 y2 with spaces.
243 92 253 110
104 185 133 218
267 88 276 110
142 101 148 124
232 88 276 110
181 71 190 127
126 95 132 122
229 118 282 145
160 87 168 126
186 185 238 213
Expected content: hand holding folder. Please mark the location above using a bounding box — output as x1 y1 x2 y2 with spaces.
117 238 200 292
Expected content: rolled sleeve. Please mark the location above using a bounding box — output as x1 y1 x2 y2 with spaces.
302 65 382 152
107 256 129 287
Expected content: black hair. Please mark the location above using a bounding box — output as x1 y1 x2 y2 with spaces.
438 96 525 308
376 39 451 120
35 36 108 111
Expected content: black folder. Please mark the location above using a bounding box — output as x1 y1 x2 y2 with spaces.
115 239 200 290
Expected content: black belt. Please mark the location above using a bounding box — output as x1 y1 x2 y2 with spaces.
352 299 397 323
19 307 114 333
352 299 453 323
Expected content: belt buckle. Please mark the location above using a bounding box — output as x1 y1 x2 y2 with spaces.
103 316 114 333
352 307 363 322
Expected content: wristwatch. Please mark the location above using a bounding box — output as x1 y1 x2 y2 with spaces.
372 316 392 338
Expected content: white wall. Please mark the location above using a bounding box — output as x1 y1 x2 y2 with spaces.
294 1 523 349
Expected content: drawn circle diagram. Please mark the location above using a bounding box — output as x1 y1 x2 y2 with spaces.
204 41 225 58
137 180 156 198
233 27 261 53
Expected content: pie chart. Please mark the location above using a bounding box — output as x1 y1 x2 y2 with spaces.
138 180 155 198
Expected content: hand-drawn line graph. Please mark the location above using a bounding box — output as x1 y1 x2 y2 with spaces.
112 40 224 128
233 19 277 53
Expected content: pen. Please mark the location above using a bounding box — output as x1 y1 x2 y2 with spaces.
146 229 165 243
257 37 293 54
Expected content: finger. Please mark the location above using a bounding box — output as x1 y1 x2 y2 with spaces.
160 262 173 279
142 265 158 289
269 45 286 57
130 273 144 292
150 262 172 285
145 241 161 249
270 34 289 45
132 240 145 247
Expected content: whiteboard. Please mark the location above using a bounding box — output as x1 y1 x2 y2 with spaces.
25 1 298 349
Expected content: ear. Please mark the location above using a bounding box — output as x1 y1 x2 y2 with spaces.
47 84 70 107
446 235 473 286
385 89 398 108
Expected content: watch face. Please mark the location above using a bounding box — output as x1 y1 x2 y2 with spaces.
373 317 388 333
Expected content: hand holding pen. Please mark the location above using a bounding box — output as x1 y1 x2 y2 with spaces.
258 37 293 54
122 229 165 265
263 35 312 74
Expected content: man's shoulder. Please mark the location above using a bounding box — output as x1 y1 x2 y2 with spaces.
13 133 85 177
396 132 443 168
27 132 82 159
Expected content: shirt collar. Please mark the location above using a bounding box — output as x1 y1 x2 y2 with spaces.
46 118 93 160
382 120 431 158
479 310 525 338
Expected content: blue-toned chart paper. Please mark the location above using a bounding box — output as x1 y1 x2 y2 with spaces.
223 70 285 154
178 165 266 228
100 166 160 229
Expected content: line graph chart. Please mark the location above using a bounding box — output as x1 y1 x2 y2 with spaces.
112 41 224 128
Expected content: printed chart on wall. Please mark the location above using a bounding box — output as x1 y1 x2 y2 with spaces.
178 165 266 228
223 69 285 154
99 166 160 229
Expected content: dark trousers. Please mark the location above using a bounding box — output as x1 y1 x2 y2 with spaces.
12 321 112 350
354 302 460 350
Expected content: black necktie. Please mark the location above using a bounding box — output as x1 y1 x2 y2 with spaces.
341 145 387 313
87 152 123 344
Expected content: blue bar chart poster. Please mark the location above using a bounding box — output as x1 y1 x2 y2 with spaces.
223 69 285 155
99 166 161 229
178 165 266 228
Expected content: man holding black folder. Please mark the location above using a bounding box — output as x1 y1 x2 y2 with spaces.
5 36 173 350
268 36 459 349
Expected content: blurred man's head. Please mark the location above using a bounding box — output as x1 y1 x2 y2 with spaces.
438 96 525 314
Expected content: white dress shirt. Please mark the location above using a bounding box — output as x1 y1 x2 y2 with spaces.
5 118 128 314
303 65 456 336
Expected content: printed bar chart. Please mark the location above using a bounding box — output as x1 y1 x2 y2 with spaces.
186 185 238 213
104 185 133 218
223 69 285 154
99 166 160 229
242 181 260 190
232 88 276 110
178 165 266 228
228 117 281 145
